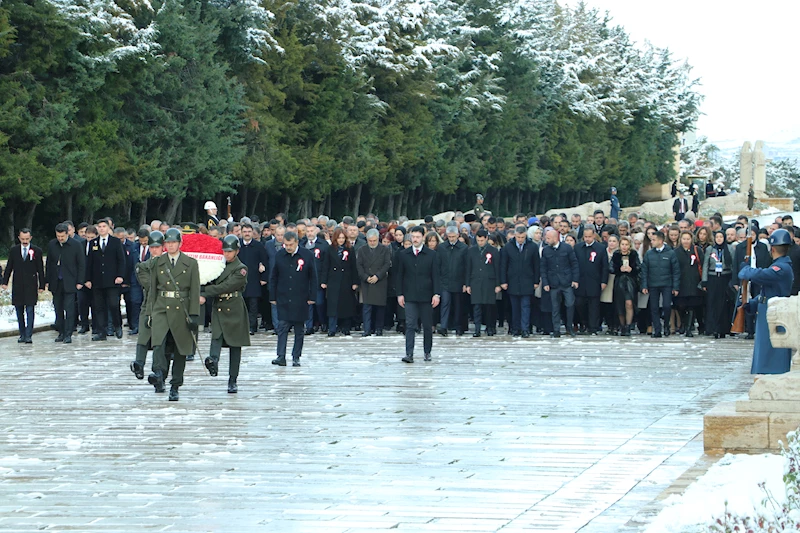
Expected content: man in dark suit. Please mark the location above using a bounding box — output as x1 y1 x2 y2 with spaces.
128 227 151 335
116 226 136 334
85 218 127 341
45 223 85 344
2 228 45 343
500 225 540 337
395 226 441 363
540 228 580 338
303 223 329 334
77 225 96 334
673 191 689 221
269 231 316 367
437 225 468 336
265 225 285 332
573 227 609 334
239 223 270 335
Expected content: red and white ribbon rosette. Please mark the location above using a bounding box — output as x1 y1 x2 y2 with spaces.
342 250 349 261
297 259 305 272
589 251 597 262
690 254 696 265
485 253 492 265
28 248 34 260
314 249 320 259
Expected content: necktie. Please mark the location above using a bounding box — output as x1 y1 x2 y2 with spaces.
171 258 176 267
518 243 523 252
101 238 106 251
414 248 419 256
22 246 27 260
141 247 146 262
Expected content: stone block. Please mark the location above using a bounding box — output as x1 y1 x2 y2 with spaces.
769 414 800 450
736 400 800 413
749 374 800 401
704 402 769 453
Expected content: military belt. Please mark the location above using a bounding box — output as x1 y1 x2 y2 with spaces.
160 290 190 298
217 291 240 299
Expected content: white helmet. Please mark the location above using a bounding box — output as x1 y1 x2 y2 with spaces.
204 201 217 211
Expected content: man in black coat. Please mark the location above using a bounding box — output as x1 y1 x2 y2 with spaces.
436 225 468 336
85 218 127 341
239 223 269 335
540 228 580 338
2 228 45 343
265 225 285 332
77 225 96 334
573 227 609 334
499 225 540 337
303 223 329 334
396 226 441 363
45 223 85 344
672 191 689 222
128 227 151 335
269 231 316 367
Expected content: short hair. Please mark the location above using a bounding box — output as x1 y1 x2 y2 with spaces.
113 227 125 234
137 228 150 238
582 226 595 234
78 222 89 230
126 228 136 235
514 225 527 235
96 217 112 226
736 228 746 237
284 231 298 242
64 220 75 229
487 217 496 224
366 228 380 239
241 223 253 231
356 220 366 229
476 229 488 238
445 225 458 235
409 225 426 236
55 223 68 233
710 215 723 226
424 215 434 223
594 209 605 216
19 227 31 235
653 231 666 241
342 216 355 225
85 225 97 235
783 215 794 222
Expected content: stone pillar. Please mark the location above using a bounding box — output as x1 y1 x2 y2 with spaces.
753 140 767 197
740 141 753 193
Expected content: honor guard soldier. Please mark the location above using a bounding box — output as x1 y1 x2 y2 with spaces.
738 228 795 375
473 194 485 218
129 231 164 380
204 201 221 229
146 228 201 401
202 235 250 393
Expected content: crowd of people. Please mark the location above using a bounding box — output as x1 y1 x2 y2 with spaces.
2 194 798 399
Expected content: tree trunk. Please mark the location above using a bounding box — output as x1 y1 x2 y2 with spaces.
251 190 261 219
139 198 148 228
24 203 36 230
65 193 73 222
124 201 132 224
414 189 422 219
366 195 375 218
385 195 394 220
175 200 183 223
282 193 290 219
352 182 363 218
240 187 249 218
326 194 332 218
5 205 14 244
164 196 183 225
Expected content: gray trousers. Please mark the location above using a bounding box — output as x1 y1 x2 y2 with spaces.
404 301 433 356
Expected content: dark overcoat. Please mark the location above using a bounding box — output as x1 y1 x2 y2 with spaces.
3 244 45 306
465 244 500 305
86 235 127 288
135 255 156 348
356 244 392 306
674 245 704 297
269 247 316 324
203 257 251 348
395 246 441 302
321 246 359 318
500 239 540 295
574 241 609 297
437 240 468 293
45 238 85 293
238 239 269 298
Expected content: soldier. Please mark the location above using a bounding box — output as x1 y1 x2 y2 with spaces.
473 194 485 218
146 228 201 401
269 231 316 367
204 201 221 229
129 231 164 380
739 228 795 375
202 235 250 393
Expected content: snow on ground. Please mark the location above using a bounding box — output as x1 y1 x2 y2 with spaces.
0 302 56 334
644 453 785 533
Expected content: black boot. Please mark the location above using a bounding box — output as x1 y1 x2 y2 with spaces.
204 356 218 377
148 372 165 393
272 356 287 366
228 377 238 393
168 386 179 401
685 311 695 338
292 356 301 367
130 361 144 380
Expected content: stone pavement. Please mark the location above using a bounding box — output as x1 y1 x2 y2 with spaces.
0 329 755 532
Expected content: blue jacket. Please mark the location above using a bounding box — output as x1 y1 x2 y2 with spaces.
540 242 579 290
610 195 620 220
739 255 793 300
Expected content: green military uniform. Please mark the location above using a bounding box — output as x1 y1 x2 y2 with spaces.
203 253 250 392
131 231 165 381
148 249 200 400
473 194 485 218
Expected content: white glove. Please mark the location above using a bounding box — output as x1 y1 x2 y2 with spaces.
227 216 234 222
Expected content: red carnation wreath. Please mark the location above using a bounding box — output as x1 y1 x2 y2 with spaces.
180 234 225 284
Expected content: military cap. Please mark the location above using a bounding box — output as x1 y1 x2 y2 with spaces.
164 228 182 243
148 230 165 246
222 234 240 252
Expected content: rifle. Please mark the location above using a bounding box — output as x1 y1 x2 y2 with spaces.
730 228 753 333
227 196 232 221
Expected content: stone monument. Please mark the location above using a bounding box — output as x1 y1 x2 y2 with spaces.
753 140 767 197
740 141 753 193
704 295 800 453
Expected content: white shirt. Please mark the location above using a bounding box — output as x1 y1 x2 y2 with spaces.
412 246 423 255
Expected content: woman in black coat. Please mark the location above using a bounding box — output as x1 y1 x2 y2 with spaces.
466 229 501 336
702 231 735 339
673 231 704 337
610 236 641 336
320 228 359 336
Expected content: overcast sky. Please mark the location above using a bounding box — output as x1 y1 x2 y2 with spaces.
567 0 800 150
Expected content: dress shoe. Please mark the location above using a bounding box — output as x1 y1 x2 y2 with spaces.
92 333 107 341
456 331 463 337
17 336 24 343
424 353 431 361
55 334 64 343
130 361 144 379
342 330 351 336
78 326 89 335
249 331 255 336
204 356 218 377
437 328 448 337
521 331 530 338
128 328 138 335
168 386 179 401
228 378 238 394
305 329 314 336
272 356 287 366
63 336 72 344
473 331 481 338
685 330 694 338
186 354 195 361
292 358 301 367
653 332 663 338
550 332 561 338
401 355 414 363
361 332 371 337
148 372 165 393
487 329 495 337
568 329 576 337
24 338 32 344
376 330 383 336
320 325 328 333
328 331 336 337
745 333 754 340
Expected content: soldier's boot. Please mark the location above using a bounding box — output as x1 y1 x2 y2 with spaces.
130 360 144 380
292 356 301 367
148 372 165 393
272 356 287 366
204 356 219 377
168 386 179 401
228 377 238 394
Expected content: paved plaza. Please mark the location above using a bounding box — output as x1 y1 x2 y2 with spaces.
0 329 755 532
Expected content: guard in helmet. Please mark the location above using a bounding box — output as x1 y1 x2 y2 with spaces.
201 235 250 393
130 231 166 380
738 228 795 374
204 201 221 229
147 228 201 401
